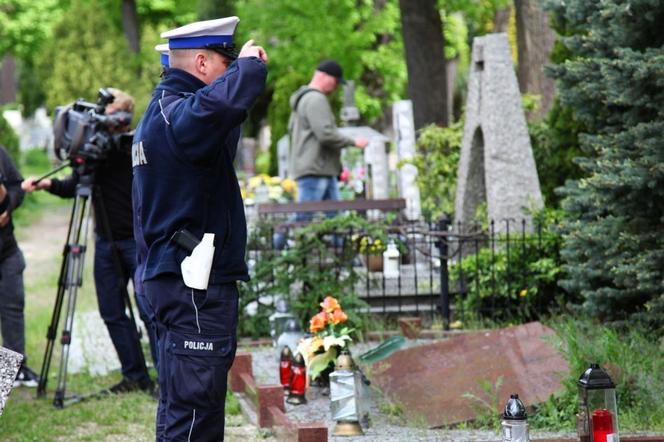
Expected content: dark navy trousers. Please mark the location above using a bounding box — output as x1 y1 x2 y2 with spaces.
94 236 157 381
144 275 238 442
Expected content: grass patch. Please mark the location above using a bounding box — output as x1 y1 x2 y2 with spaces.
530 318 664 432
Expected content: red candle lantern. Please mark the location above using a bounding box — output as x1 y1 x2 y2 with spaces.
577 363 619 442
287 352 307 405
279 346 292 393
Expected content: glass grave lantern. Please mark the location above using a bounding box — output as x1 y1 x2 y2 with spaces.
276 318 303 360
268 297 297 345
501 393 529 442
330 351 369 437
577 363 619 442
279 346 293 393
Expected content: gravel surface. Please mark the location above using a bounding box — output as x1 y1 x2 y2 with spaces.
243 342 577 442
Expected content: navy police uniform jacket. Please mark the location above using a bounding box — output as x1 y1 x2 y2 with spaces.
132 57 267 288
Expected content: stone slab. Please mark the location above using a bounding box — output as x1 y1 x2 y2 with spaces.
364 321 567 427
0 346 22 416
230 352 253 393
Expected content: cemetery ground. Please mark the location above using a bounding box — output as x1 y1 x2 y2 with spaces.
2 151 664 441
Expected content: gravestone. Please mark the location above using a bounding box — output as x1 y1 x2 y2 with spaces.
454 33 543 231
393 100 421 221
338 126 390 200
340 80 360 126
0 346 22 416
364 322 567 427
277 135 289 178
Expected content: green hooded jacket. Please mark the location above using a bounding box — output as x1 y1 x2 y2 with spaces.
288 86 354 180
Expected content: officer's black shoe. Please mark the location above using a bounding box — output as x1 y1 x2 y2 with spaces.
109 377 155 396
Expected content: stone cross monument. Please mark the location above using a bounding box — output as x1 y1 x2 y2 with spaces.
454 33 543 231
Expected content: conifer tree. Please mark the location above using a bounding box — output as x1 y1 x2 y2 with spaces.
39 0 134 110
547 0 664 330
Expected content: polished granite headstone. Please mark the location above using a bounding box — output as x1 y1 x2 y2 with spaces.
364 322 567 427
0 346 23 415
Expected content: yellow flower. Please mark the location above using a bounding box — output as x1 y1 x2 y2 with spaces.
450 320 464 330
519 288 528 298
248 176 263 189
310 336 324 353
281 178 296 194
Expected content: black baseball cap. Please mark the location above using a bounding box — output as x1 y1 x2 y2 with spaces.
317 59 346 84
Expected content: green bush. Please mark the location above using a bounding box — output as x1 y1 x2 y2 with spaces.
449 209 574 325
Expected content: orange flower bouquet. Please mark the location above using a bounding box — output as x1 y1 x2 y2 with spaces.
296 296 353 380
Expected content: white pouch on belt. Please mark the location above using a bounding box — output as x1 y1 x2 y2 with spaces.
180 233 215 290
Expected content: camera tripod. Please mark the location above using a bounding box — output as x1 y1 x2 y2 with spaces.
36 172 147 408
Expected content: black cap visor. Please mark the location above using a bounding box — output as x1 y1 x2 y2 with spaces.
206 43 238 60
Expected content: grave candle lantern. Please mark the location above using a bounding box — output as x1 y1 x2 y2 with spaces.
286 352 307 405
330 352 366 437
577 364 619 442
279 346 292 393
501 393 529 442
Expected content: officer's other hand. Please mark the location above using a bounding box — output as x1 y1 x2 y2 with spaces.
355 137 369 149
22 177 51 193
0 211 10 228
239 39 268 63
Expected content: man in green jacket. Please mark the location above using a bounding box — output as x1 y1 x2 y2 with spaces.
288 60 368 211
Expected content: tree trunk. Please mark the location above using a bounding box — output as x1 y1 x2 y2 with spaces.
514 0 556 120
0 56 17 105
399 0 448 130
121 0 140 54
493 4 512 32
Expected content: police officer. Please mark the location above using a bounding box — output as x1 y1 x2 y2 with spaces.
132 16 267 441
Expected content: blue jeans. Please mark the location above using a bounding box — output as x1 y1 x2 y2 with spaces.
273 176 340 249
295 175 340 221
144 275 238 441
94 237 156 381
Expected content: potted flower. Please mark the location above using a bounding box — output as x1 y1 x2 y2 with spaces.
358 236 385 272
297 296 353 385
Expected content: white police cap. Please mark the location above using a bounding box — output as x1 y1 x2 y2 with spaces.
154 43 169 67
161 16 239 51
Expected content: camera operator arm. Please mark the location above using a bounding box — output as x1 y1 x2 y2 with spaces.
48 173 79 199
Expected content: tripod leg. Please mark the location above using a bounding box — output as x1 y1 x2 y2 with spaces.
37 198 79 398
52 189 92 408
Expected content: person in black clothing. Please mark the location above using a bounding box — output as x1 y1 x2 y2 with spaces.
22 88 157 395
0 145 40 387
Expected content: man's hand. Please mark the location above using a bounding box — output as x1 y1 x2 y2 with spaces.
0 211 10 228
22 177 51 193
355 137 369 149
238 39 268 63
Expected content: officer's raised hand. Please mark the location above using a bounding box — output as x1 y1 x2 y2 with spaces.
239 39 268 63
